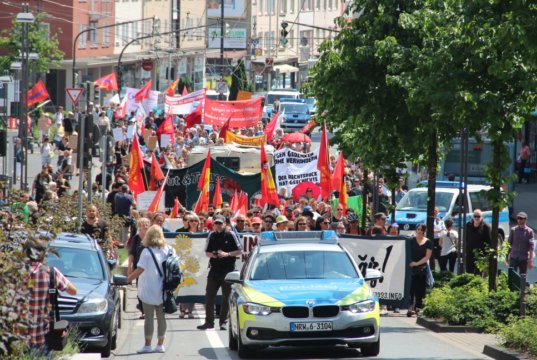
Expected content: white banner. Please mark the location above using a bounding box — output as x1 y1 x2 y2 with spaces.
136 191 165 212
274 148 321 193
164 89 206 115
339 238 406 301
125 87 159 115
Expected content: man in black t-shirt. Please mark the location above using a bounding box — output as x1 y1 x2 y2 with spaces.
197 215 242 331
80 205 110 251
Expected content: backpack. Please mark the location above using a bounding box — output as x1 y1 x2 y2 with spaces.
148 247 182 291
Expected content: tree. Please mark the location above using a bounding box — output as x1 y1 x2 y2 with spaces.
0 12 64 80
228 60 252 101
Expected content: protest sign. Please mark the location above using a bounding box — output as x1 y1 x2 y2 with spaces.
160 134 172 148
126 124 136 139
274 148 320 193
137 191 165 211
112 127 124 143
204 98 262 127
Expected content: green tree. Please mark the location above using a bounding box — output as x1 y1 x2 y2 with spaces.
178 76 193 94
228 60 252 101
0 12 64 79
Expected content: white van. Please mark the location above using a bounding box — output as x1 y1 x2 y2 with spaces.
262 89 303 121
393 181 510 242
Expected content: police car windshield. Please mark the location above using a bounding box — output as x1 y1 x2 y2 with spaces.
250 250 358 280
46 248 104 280
396 190 454 212
281 103 308 113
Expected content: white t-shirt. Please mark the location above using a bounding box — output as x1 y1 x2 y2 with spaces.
440 230 458 256
136 245 175 305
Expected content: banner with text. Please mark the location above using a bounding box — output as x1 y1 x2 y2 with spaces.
225 131 265 146
204 97 262 127
164 89 206 114
274 148 321 193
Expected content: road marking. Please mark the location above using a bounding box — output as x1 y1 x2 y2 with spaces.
196 304 232 359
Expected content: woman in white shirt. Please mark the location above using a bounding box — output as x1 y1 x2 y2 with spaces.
439 218 459 273
128 225 176 354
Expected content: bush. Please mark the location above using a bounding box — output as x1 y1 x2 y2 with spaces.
498 316 537 356
422 274 519 333
430 270 455 289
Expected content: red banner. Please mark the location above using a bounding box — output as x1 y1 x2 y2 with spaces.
204 98 263 128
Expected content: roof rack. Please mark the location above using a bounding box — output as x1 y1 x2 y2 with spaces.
419 180 465 188
259 230 338 245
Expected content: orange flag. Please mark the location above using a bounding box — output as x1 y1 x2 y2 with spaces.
148 170 169 213
194 150 211 213
166 79 179 97
332 152 347 212
149 153 165 190
218 116 231 142
170 197 181 218
230 188 239 213
317 123 331 200
260 143 280 207
239 191 249 216
212 179 223 208
128 134 146 199
94 73 118 91
134 80 152 102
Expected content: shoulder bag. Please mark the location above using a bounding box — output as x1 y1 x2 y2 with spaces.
148 247 178 314
45 266 69 351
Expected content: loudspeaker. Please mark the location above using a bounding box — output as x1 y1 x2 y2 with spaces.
0 130 6 157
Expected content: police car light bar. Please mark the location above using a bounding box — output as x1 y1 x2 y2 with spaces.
419 180 465 188
259 230 338 245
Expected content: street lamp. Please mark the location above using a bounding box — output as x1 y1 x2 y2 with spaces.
15 4 35 191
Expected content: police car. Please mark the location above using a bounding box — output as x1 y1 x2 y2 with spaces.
225 231 382 358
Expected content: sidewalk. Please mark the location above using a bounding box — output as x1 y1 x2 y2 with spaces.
512 182 537 229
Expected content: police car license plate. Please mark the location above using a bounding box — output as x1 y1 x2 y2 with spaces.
290 321 333 332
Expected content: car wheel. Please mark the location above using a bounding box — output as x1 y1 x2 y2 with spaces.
361 335 380 357
101 331 112 358
228 317 238 351
237 315 256 359
111 309 119 350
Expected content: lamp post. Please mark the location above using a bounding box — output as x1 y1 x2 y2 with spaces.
15 3 35 191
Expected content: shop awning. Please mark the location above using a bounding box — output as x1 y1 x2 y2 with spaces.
273 64 299 73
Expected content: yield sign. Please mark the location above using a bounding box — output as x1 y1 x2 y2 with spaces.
66 87 84 105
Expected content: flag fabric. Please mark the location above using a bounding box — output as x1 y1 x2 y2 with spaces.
114 95 128 119
194 150 211 213
264 111 283 142
260 143 280 207
185 103 203 129
182 86 189 96
218 117 232 142
212 179 223 208
238 191 248 216
166 79 179 97
317 123 331 200
134 79 152 102
27 80 50 107
332 152 347 212
156 113 174 138
301 120 317 133
149 153 165 190
148 170 170 213
230 188 239 213
94 73 118 91
170 197 181 218
128 134 146 199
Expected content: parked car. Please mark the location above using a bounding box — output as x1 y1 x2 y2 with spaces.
45 233 128 357
225 231 382 358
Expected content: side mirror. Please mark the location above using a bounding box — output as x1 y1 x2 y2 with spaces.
225 271 243 284
364 268 383 282
113 274 128 286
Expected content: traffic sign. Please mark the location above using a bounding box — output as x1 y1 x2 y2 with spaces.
66 88 84 105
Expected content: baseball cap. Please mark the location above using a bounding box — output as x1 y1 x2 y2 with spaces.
516 212 528 219
213 215 226 224
251 217 262 224
276 215 289 224
302 206 314 217
285 205 293 211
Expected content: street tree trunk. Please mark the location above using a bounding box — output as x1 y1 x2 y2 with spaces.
426 130 438 254
488 139 501 291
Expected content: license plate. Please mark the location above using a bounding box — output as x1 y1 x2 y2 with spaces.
290 321 333 332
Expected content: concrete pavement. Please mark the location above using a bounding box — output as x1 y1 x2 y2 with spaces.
512 182 537 230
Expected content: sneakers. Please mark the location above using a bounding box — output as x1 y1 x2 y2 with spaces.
154 345 165 353
137 345 153 353
197 323 214 330
219 324 227 331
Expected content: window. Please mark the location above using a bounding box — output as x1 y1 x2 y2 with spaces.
124 23 129 45
316 0 320 10
267 0 275 14
102 22 110 47
259 0 264 14
89 21 98 47
78 25 87 48
469 191 492 212
40 23 50 41
280 0 287 13
328 0 332 9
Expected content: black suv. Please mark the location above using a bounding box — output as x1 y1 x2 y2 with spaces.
45 233 128 357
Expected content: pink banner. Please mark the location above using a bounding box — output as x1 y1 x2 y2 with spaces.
204 98 263 127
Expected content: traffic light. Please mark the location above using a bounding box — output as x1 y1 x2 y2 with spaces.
280 21 289 46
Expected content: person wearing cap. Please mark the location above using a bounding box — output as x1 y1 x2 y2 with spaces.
508 212 534 275
276 215 289 231
465 209 491 275
250 217 262 233
369 212 387 235
284 205 294 221
198 214 242 331
23 237 77 356
347 212 361 235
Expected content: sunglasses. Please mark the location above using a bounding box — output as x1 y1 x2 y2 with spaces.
517 217 526 220
474 215 481 218
298 223 307 226
323 221 330 225
253 224 261 226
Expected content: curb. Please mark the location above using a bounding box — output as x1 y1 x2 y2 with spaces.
483 345 530 360
416 316 482 333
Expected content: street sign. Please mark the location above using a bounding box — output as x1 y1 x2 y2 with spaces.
66 88 84 105
216 81 228 94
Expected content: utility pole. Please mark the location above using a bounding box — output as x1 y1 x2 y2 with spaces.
220 0 225 77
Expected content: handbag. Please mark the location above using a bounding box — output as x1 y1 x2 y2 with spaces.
425 264 435 288
148 248 178 315
45 266 69 351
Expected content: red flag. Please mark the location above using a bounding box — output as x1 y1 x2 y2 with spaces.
182 86 189 96
260 143 280 207
212 179 223 208
194 150 211 213
218 117 231 142
238 191 248 216
166 79 179 97
94 73 118 91
170 197 181 218
148 170 169 213
128 134 146 199
301 120 317 133
317 123 331 200
134 80 152 102
149 153 165 190
156 113 174 138
114 96 127 119
27 80 50 107
332 152 347 212
185 104 203 129
230 188 239 213
264 111 283 142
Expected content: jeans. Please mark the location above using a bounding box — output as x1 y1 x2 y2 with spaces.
204 273 231 326
439 252 457 272
509 257 528 275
